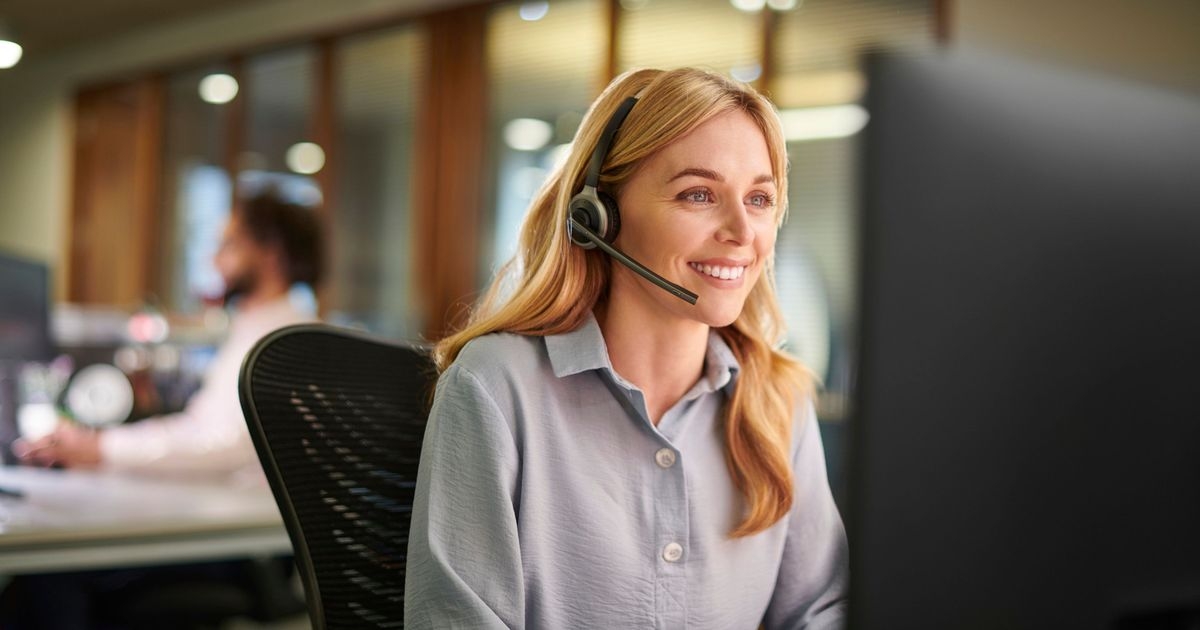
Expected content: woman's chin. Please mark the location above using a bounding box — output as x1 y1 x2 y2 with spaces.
690 303 743 329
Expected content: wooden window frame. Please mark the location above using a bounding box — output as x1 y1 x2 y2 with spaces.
67 0 948 334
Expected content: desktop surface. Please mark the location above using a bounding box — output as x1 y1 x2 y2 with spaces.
0 466 290 574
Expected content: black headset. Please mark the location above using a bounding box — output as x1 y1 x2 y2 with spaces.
564 95 699 305
567 95 638 249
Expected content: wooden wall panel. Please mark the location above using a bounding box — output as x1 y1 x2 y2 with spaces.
413 4 490 340
68 78 164 306
311 38 337 316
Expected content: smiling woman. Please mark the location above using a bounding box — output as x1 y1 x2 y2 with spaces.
609 111 780 331
407 67 848 629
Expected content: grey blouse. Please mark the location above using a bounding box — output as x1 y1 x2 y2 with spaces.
404 314 848 628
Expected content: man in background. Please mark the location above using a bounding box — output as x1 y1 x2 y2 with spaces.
0 190 322 628
15 189 322 481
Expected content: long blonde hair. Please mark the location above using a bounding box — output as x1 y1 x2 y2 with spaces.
436 68 813 537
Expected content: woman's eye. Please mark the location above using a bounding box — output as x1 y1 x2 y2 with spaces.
748 193 776 209
680 189 713 204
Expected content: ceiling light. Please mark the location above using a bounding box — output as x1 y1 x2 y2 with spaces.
0 21 22 69
730 63 762 83
519 1 550 21
504 118 554 152
779 104 869 142
767 0 800 10
286 142 326 175
0 41 20 69
730 0 766 12
198 73 239 104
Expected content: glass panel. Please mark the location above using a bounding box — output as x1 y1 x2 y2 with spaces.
771 0 933 419
773 0 932 108
240 45 322 207
331 25 426 340
235 45 322 316
485 0 607 280
160 65 232 314
617 0 762 80
162 47 324 316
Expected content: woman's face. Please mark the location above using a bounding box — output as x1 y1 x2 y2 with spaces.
611 109 779 328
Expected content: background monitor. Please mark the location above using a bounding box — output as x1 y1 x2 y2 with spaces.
849 50 1200 629
0 251 53 461
0 251 52 362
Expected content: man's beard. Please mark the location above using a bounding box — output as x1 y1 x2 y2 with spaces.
222 269 259 305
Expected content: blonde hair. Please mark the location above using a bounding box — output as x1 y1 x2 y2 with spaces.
436 68 813 537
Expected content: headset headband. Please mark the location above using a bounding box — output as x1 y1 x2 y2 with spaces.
583 95 640 191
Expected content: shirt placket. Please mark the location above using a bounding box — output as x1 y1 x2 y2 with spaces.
605 372 697 629
652 434 690 630
624 387 692 630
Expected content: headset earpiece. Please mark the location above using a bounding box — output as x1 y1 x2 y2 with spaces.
596 190 621 242
568 187 620 249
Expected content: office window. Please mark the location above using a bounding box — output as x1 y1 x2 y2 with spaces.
161 46 326 316
330 25 426 339
772 0 931 108
484 0 607 281
238 45 322 315
240 45 322 205
617 0 762 79
772 0 933 407
160 66 232 313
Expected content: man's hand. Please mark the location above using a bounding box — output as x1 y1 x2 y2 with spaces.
13 424 103 469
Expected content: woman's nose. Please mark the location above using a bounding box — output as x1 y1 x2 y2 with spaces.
716 203 755 245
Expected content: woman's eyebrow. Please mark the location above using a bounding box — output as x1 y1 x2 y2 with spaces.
667 167 722 183
666 167 775 186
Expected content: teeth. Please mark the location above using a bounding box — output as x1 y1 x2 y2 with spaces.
689 262 746 280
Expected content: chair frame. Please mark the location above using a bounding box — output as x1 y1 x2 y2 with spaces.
239 323 431 630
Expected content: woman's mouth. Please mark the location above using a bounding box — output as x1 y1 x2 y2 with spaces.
688 262 746 281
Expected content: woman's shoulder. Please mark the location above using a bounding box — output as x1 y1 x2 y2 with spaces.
449 331 551 386
437 332 553 421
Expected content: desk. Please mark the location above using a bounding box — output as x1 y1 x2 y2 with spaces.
0 466 292 574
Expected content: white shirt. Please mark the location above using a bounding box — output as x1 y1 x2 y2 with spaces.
99 296 314 483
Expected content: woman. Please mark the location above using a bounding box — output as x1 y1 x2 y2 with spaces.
405 67 848 628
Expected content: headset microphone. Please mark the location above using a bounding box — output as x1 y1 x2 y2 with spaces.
568 217 698 305
566 94 700 306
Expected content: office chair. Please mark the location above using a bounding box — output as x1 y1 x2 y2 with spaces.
239 323 436 630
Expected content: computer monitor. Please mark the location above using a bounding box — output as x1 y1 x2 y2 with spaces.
0 251 52 362
849 51 1200 629
0 251 53 460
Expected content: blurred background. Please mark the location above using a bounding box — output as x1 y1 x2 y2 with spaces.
2 0 1197 483
1 0 1199 504
0 0 1197 626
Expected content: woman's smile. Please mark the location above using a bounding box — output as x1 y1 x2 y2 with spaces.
687 259 751 287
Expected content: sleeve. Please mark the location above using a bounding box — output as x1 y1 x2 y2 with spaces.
98 348 257 477
763 400 850 630
404 364 525 629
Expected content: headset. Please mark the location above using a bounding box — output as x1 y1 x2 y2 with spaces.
566 95 699 305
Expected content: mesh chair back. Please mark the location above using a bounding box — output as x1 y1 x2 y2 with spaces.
239 324 435 630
